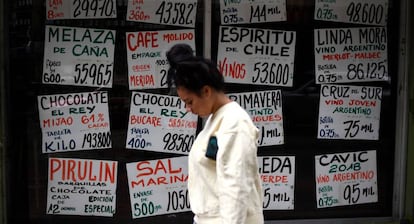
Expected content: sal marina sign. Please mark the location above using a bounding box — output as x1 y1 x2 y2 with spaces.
47 157 118 217
37 91 111 153
126 156 190 219
43 25 115 88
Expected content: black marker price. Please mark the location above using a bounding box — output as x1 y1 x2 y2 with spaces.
343 183 376 205
252 62 290 85
81 131 111 148
346 2 385 25
166 189 190 211
343 120 374 138
155 1 196 25
74 63 113 86
263 187 291 209
343 183 360 204
162 133 194 153
73 0 116 18
346 61 387 81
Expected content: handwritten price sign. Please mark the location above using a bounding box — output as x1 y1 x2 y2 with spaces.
318 84 382 140
126 157 190 219
220 0 286 24
218 26 295 87
258 156 295 210
126 92 197 154
46 0 117 20
314 0 388 25
43 25 115 88
126 29 195 90
126 0 197 27
47 158 118 216
228 90 284 146
38 91 111 153
315 150 378 208
314 27 388 84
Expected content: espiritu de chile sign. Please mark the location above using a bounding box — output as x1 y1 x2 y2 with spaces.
38 91 111 153
126 92 197 154
126 0 197 28
125 29 195 90
314 0 388 26
126 156 190 219
220 0 286 25
228 90 284 146
46 0 117 20
43 25 115 88
315 150 378 208
258 156 295 210
218 26 296 87
314 27 388 84
47 158 118 216
318 84 382 140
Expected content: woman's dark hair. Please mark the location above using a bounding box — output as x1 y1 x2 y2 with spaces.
166 44 225 96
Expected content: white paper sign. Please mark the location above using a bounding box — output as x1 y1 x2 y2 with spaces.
126 29 195 90
126 156 190 219
126 92 197 154
315 150 378 208
38 91 112 153
43 25 115 88
218 26 296 87
126 0 197 27
228 90 284 146
46 0 117 20
258 156 295 210
314 0 388 26
47 158 118 216
318 84 382 140
220 0 286 24
314 27 388 84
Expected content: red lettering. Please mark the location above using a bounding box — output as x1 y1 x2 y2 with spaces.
48 0 63 7
218 57 246 79
127 32 159 51
48 158 116 183
136 161 153 178
49 158 61 181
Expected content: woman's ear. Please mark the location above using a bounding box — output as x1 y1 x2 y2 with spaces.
201 85 211 98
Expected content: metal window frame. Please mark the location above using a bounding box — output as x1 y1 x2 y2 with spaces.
202 0 410 223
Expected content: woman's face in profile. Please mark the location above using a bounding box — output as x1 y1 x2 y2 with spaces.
176 86 211 118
